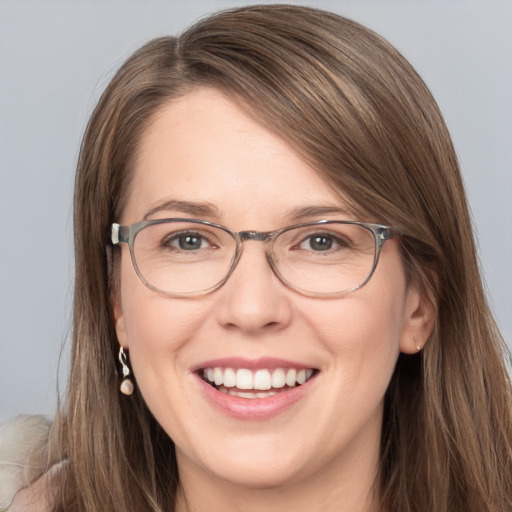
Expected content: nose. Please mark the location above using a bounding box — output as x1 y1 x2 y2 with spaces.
214 241 293 335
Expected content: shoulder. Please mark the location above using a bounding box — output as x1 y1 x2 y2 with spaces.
7 468 57 512
0 415 51 511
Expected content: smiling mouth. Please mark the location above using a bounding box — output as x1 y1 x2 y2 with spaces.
200 367 318 399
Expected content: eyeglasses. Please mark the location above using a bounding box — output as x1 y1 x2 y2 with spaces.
111 219 397 298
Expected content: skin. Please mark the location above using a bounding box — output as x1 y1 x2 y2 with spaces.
114 88 434 512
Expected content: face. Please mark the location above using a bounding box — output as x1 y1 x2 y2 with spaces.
114 88 432 496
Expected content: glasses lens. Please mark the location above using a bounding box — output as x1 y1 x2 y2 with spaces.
272 223 377 295
132 221 237 295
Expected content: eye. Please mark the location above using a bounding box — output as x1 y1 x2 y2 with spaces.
164 231 213 251
297 232 350 252
304 235 333 251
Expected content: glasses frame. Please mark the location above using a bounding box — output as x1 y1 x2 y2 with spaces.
111 218 397 298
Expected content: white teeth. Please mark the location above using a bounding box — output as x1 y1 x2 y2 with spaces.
221 387 279 399
236 369 253 390
297 369 307 385
256 391 276 398
202 366 315 391
223 368 236 388
232 391 256 398
285 368 297 387
214 367 223 386
271 368 286 388
253 369 272 390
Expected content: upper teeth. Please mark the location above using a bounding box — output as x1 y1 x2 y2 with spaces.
202 367 314 390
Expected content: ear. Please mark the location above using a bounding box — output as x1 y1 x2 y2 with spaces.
112 291 129 349
399 282 436 354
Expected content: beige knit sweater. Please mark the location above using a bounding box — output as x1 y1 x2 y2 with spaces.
0 416 51 511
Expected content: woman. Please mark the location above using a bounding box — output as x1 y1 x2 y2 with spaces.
6 4 512 511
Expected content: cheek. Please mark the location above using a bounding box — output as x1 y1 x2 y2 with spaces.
124 297 197 351
304 261 408 401
311 292 405 358
116 259 208 383
122 298 209 371
119 290 211 429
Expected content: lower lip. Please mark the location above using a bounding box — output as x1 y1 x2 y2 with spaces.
195 373 317 421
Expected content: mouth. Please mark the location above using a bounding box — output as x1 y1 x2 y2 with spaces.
199 367 318 399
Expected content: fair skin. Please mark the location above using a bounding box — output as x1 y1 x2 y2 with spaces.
114 87 433 512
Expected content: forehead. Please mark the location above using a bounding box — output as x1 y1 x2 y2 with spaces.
122 88 350 227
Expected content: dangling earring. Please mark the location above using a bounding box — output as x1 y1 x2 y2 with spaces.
118 346 134 396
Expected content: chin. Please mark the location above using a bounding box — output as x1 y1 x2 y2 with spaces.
176 431 316 490
204 457 307 490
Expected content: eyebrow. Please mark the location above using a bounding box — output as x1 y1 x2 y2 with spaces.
143 199 220 220
142 200 354 223
284 204 355 221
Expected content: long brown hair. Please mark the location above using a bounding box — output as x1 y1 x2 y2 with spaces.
48 5 512 511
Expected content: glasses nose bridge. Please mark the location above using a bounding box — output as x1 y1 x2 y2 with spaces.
236 230 276 259
230 230 276 278
238 230 272 242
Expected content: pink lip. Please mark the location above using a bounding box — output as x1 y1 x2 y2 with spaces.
190 356 314 372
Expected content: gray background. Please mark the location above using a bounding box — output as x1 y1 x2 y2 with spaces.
1 1 511 422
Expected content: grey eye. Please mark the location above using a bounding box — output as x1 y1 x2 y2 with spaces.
307 235 333 251
178 234 203 250
163 232 211 251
